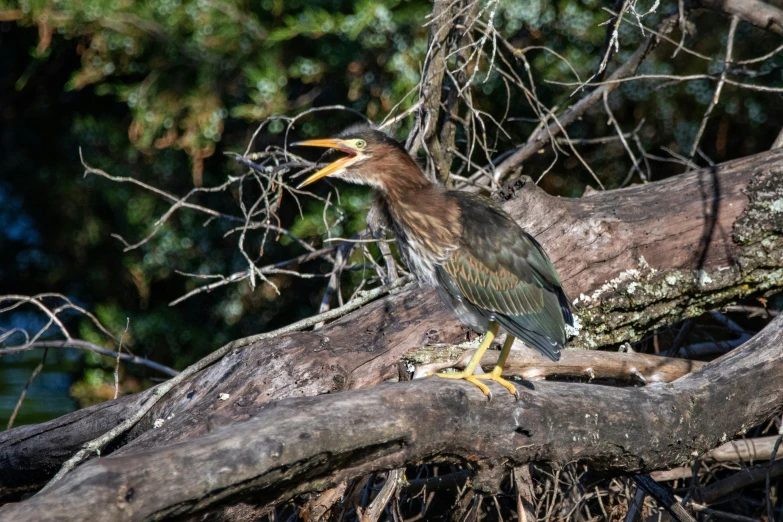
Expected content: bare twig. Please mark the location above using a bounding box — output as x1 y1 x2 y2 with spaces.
549 74 783 93
6 355 46 430
765 421 783 521
514 466 537 522
695 459 783 505
603 90 645 183
315 242 353 329
492 14 679 182
0 294 178 428
697 0 783 37
113 319 130 400
772 126 783 149
687 502 758 522
358 469 404 522
723 305 779 318
687 16 738 165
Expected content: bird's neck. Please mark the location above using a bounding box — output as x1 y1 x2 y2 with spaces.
374 152 433 198
381 178 461 260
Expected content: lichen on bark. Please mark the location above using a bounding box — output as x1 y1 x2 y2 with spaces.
570 168 783 350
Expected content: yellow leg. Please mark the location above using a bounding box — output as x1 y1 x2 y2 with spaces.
473 334 520 399
434 322 499 398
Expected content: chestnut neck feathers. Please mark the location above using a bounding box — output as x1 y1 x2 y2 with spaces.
369 144 461 280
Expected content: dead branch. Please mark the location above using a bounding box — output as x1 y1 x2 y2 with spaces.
36 275 412 492
696 459 783 505
687 16 738 163
2 314 782 521
0 294 177 431
2 340 178 377
697 0 783 36
408 0 465 183
357 469 404 522
410 343 705 383
651 435 783 481
492 14 678 181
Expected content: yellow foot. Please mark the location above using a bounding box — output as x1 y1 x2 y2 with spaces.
472 371 520 400
434 371 491 398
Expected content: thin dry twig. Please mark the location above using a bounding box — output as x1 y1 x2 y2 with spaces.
603 90 645 183
5 340 178 376
687 16 739 166
492 14 679 182
113 319 130 401
0 294 177 377
1 295 178 429
6 355 46 430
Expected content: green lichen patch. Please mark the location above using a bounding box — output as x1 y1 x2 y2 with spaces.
569 169 783 351
570 262 782 350
733 168 783 245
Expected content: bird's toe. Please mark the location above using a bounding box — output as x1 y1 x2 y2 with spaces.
473 372 519 399
433 371 494 397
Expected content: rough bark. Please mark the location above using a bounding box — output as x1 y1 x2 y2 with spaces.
1 148 782 502
2 314 782 522
407 0 474 184
696 0 783 36
502 151 783 349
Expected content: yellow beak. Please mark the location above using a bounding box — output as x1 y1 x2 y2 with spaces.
293 139 361 188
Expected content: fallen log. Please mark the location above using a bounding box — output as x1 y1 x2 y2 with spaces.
0 148 781 502
1 315 781 521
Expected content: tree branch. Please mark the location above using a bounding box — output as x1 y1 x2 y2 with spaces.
409 343 705 383
696 0 783 36
2 315 782 521
492 14 678 181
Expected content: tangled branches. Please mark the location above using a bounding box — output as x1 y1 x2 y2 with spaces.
0 293 177 429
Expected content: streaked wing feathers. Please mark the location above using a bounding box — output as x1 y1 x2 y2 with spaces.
439 191 573 360
441 251 565 360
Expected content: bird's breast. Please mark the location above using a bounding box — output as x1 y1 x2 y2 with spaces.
384 189 461 286
396 234 444 286
392 217 459 287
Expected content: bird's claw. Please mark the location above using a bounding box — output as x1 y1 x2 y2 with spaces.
434 371 491 397
435 369 518 400
472 371 519 400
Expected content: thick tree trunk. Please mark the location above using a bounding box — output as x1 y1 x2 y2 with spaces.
2 314 782 521
1 149 782 505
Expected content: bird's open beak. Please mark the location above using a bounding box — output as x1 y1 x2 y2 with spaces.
293 139 362 188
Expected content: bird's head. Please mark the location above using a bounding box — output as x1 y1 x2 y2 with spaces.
293 125 425 192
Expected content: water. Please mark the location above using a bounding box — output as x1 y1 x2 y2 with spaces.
0 349 81 429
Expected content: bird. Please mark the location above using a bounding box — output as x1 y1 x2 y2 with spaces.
294 125 573 399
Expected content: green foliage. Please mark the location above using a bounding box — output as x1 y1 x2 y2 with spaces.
9 0 431 157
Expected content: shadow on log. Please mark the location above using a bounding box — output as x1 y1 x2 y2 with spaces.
0 148 782 504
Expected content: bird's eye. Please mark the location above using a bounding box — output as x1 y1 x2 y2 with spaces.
354 139 366 149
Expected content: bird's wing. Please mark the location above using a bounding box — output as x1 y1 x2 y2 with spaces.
437 192 572 360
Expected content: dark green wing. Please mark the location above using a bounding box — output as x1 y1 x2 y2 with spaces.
438 192 573 360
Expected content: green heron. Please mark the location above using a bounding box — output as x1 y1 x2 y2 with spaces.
295 126 573 398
